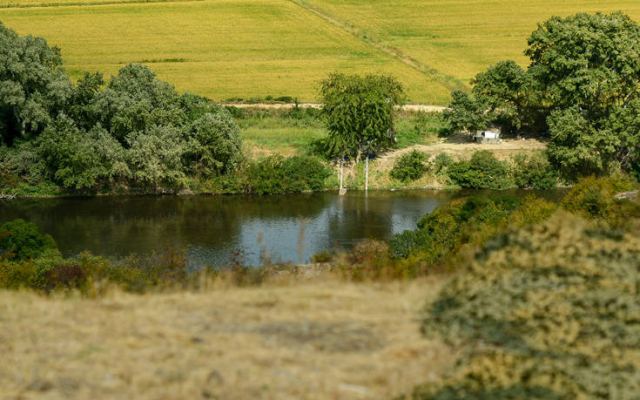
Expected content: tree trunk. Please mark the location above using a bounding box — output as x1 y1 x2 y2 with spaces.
364 155 369 193
338 159 345 196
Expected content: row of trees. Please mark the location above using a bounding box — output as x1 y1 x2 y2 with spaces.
0 22 242 192
444 12 640 180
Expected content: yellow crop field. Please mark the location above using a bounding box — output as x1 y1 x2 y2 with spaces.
0 0 451 103
1 0 640 104
303 0 640 89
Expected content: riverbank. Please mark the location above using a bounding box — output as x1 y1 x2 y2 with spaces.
0 277 453 400
0 138 547 199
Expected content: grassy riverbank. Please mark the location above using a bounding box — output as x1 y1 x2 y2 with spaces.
1 108 549 198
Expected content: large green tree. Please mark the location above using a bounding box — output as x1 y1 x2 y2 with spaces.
527 12 640 118
444 12 640 180
0 23 244 193
0 22 71 145
320 73 404 159
320 73 404 191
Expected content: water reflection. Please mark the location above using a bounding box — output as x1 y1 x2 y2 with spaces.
0 191 450 266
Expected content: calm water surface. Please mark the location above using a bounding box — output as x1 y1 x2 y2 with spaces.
0 191 453 267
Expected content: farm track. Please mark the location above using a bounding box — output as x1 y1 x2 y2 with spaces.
0 0 200 8
289 0 468 93
224 102 448 112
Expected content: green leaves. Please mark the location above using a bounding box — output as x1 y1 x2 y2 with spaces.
443 90 491 134
443 12 640 180
448 151 512 190
0 22 71 144
320 73 404 158
185 112 243 177
0 24 244 193
390 150 430 182
0 219 58 262
416 213 640 399
527 12 640 115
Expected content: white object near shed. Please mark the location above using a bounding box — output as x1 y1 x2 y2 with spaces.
474 130 501 144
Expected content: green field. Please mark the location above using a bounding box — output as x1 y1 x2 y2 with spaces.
1 0 640 104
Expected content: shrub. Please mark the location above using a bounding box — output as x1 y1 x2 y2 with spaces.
337 239 397 280
561 175 639 227
0 219 57 261
0 142 47 189
448 151 512 189
390 150 430 182
183 111 243 177
389 194 555 266
31 257 90 293
414 213 640 399
38 117 129 191
281 155 331 192
244 155 331 195
311 250 333 263
433 153 454 176
511 153 558 190
126 125 186 190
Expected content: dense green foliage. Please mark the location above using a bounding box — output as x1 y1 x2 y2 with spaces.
390 150 430 182
561 174 640 228
433 153 455 176
389 194 555 264
319 73 404 159
444 12 640 180
0 22 71 146
447 151 512 189
414 213 640 399
511 153 558 190
0 219 57 261
220 155 331 195
443 90 491 134
0 24 242 194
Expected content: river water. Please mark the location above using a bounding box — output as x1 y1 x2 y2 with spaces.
0 191 453 267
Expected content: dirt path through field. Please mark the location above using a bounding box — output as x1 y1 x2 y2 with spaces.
288 0 467 93
224 102 448 112
378 138 547 166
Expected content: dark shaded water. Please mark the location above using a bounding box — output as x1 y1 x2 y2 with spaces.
0 191 453 267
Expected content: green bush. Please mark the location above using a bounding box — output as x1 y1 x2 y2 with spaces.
0 248 191 294
38 117 129 191
561 175 639 228
0 23 245 194
0 219 58 261
183 111 243 177
448 151 512 189
433 153 454 176
0 142 48 190
244 155 331 195
414 213 640 399
511 153 558 190
389 194 555 265
390 150 430 182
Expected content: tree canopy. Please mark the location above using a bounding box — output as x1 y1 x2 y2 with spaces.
320 73 404 159
0 21 71 145
0 24 242 192
443 12 640 180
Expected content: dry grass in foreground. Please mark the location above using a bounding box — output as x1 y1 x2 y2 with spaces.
0 278 453 400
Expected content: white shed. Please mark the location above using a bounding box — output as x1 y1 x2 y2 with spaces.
474 130 501 144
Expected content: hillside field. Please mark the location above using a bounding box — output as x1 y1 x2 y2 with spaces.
1 0 640 103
